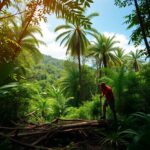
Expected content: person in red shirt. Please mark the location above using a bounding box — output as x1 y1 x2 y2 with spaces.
98 82 117 121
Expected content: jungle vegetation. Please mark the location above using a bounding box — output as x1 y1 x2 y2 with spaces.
0 0 150 149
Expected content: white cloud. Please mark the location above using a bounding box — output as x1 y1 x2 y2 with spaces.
36 21 67 60
103 32 144 53
39 43 67 60
36 22 144 60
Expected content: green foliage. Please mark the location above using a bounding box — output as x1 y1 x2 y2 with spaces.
127 50 143 71
43 0 93 28
99 129 129 150
59 62 80 106
0 138 13 150
59 62 96 106
139 63 150 112
115 0 150 55
126 112 150 150
98 67 148 116
0 24 20 64
65 95 102 120
0 3 150 150
0 82 33 125
31 55 64 85
88 33 121 68
0 63 14 85
128 129 150 150
81 65 97 100
48 86 71 117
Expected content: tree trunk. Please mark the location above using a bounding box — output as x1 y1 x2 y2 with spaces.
0 0 8 12
145 0 150 21
17 2 38 44
133 0 150 56
13 1 38 59
103 54 107 68
77 50 82 102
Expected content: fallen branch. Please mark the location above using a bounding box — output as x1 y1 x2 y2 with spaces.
0 132 53 150
0 119 110 149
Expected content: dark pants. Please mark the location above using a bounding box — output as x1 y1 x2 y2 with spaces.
103 99 117 121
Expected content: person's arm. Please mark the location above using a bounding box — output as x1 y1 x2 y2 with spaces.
100 93 104 99
100 88 104 99
98 84 104 99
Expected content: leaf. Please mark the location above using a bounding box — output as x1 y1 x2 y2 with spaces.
0 82 18 90
0 63 14 84
87 0 93 3
84 2 90 7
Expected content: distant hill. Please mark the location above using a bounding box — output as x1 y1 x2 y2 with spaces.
31 55 64 83
42 55 64 71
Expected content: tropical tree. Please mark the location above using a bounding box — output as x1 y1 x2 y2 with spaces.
88 33 121 80
88 33 121 68
59 62 80 106
115 0 150 56
128 50 143 71
114 48 128 65
55 12 98 101
0 0 94 84
1 13 46 81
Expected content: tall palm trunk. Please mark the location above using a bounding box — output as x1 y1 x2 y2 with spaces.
77 49 82 102
133 0 150 56
95 58 101 81
134 61 139 72
98 58 102 78
103 54 107 67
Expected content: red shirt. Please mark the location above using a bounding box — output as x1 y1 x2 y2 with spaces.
100 85 114 101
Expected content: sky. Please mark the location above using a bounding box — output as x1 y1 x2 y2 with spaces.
38 0 143 60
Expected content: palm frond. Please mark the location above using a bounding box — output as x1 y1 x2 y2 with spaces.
55 24 72 32
56 30 71 41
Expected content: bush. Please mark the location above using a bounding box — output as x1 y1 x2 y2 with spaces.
64 95 102 120
0 82 40 125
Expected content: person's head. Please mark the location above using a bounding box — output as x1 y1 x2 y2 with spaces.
100 82 106 89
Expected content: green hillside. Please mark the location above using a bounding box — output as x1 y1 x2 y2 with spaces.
32 55 64 83
42 55 64 71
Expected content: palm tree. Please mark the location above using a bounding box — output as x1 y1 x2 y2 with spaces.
48 85 71 117
55 12 98 101
88 33 121 80
59 62 80 106
36 99 51 120
12 23 45 61
114 48 128 65
55 23 89 79
0 14 45 83
88 33 121 68
128 49 143 71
